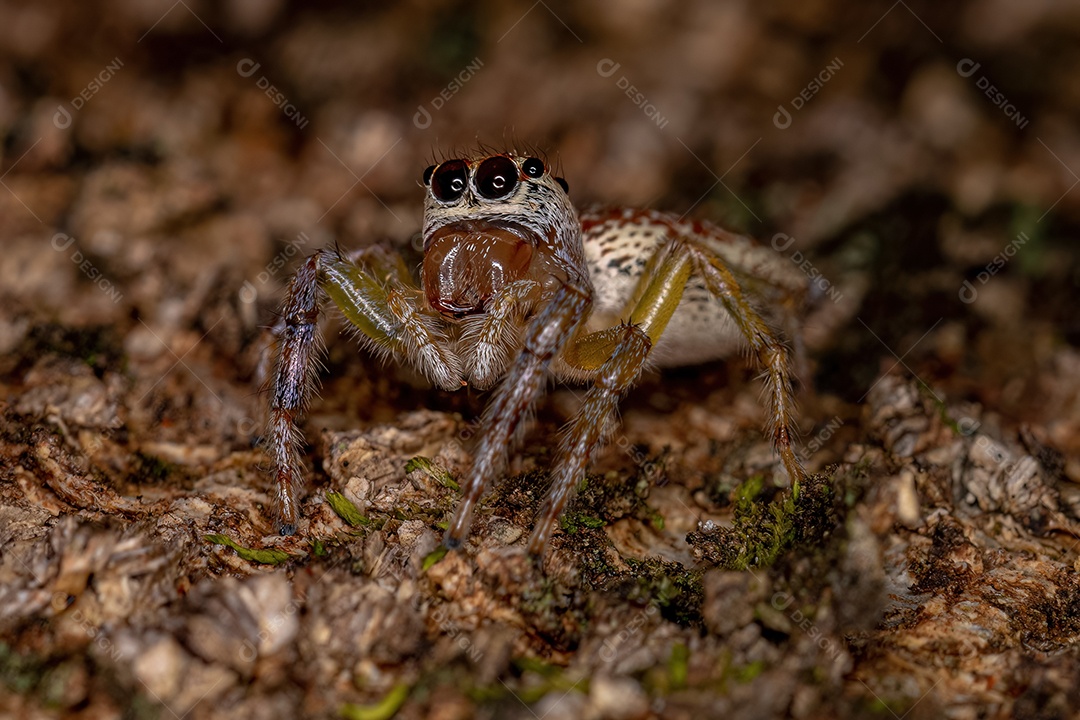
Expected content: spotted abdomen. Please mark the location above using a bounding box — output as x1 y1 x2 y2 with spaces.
580 207 807 367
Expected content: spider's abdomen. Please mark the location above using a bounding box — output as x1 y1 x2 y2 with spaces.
580 207 807 367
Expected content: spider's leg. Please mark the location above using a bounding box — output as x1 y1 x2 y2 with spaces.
687 241 806 490
268 253 323 535
268 249 462 534
443 279 592 549
529 242 691 553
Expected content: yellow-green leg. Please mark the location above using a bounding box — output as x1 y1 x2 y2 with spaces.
268 248 461 534
529 238 806 554
529 242 692 553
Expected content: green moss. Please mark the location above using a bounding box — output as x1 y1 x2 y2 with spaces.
566 465 667 543
512 656 562 679
23 323 125 375
326 492 371 527
204 534 291 565
729 659 767 684
340 682 410 720
422 545 448 571
687 473 834 570
0 642 45 695
469 659 586 706
647 507 665 531
668 643 689 689
132 451 183 484
404 456 459 491
618 558 705 627
558 511 606 534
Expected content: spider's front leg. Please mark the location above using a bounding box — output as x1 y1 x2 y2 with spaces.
268 248 462 534
443 278 592 548
528 242 692 553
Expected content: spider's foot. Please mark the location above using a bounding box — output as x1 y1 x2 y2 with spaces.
278 522 297 536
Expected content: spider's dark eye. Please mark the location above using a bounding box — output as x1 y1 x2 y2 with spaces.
475 156 519 200
423 165 435 185
555 177 569 193
431 160 468 202
522 157 545 178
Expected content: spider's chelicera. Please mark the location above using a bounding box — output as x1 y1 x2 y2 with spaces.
268 150 809 556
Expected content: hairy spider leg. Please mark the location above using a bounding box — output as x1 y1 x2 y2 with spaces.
529 236 806 554
443 279 593 548
688 239 805 492
528 241 692 553
268 248 463 534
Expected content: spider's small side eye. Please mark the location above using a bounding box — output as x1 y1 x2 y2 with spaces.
431 160 468 202
522 157 545 178
555 177 569 193
475 156 520 200
423 165 435 185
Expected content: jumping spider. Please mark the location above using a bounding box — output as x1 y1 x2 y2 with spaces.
268 150 809 555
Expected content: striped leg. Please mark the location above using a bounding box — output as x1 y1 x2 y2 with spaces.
443 280 592 549
268 249 462 534
528 242 690 553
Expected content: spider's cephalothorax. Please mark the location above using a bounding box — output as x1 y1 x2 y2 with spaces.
421 155 585 321
267 150 809 556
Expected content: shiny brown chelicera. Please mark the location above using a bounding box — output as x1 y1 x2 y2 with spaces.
267 151 810 556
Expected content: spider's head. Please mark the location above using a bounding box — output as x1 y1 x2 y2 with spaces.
420 153 583 318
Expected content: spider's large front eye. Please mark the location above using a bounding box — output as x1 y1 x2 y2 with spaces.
475 156 519 200
431 160 468 202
